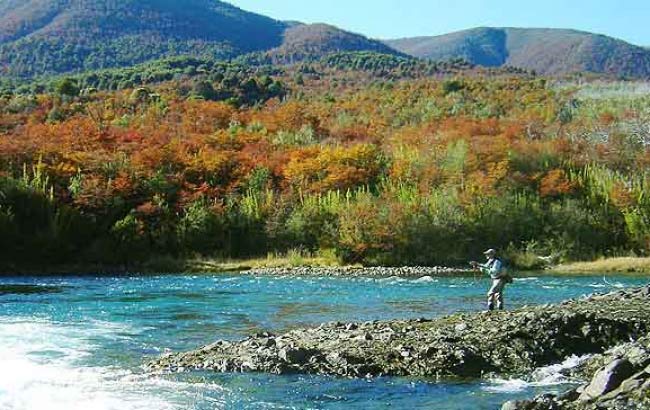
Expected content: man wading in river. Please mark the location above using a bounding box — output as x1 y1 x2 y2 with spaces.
471 249 512 311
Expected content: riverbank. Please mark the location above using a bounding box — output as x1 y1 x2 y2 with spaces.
146 286 650 381
0 251 346 276
4 254 650 277
0 253 475 277
503 331 650 409
550 257 650 275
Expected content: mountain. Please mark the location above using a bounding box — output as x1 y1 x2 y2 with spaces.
3 1 647 80
0 0 288 77
272 23 399 59
0 0 402 78
385 27 650 78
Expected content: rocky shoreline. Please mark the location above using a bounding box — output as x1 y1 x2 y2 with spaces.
246 266 475 277
147 288 650 388
503 332 650 409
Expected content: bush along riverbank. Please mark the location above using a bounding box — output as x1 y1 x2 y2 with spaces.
147 287 650 385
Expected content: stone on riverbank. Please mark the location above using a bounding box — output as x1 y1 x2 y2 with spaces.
502 329 650 409
247 266 473 277
146 286 650 382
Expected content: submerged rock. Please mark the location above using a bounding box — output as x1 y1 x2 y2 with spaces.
146 286 650 385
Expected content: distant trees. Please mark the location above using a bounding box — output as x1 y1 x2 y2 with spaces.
0 0 288 78
192 80 217 100
442 79 465 95
320 52 474 79
187 74 286 107
0 57 289 109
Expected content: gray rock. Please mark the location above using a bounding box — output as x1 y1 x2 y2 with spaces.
501 400 522 410
279 347 314 365
579 358 636 401
246 266 476 278
260 337 276 348
455 323 468 332
356 332 373 341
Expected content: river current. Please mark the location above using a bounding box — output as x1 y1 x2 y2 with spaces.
0 273 647 409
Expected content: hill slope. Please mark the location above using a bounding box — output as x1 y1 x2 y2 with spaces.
0 0 288 77
0 1 403 78
385 27 650 78
272 23 399 60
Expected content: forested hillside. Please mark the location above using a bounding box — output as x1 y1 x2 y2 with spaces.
266 24 402 64
4 2 648 80
0 0 289 77
0 0 405 78
386 27 650 78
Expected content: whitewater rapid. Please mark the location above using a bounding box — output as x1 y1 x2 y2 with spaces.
0 318 225 410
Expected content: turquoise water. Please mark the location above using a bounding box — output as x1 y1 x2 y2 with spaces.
0 273 647 410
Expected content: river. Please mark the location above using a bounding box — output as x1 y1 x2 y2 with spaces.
0 273 647 409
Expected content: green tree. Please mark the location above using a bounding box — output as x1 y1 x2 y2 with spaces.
55 78 79 98
191 80 216 100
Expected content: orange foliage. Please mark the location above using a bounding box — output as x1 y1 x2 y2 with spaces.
180 100 234 134
539 169 575 198
252 100 321 134
0 76 637 220
284 144 382 193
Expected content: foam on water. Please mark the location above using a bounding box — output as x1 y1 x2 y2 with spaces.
414 276 437 283
0 318 219 410
379 276 408 284
484 355 590 393
531 355 590 384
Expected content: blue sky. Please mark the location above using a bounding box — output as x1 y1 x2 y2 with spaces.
227 0 650 46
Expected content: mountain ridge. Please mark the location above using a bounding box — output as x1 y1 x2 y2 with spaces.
384 27 650 78
0 0 288 77
0 1 649 78
0 0 398 77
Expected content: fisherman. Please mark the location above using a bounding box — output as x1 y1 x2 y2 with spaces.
471 248 511 311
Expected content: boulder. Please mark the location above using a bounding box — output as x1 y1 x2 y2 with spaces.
501 400 524 410
279 347 315 365
579 358 636 401
501 394 560 410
